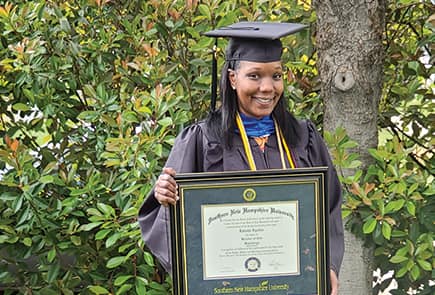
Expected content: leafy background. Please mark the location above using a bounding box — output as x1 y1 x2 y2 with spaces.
0 0 433 294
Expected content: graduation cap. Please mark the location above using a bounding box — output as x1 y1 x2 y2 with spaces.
203 21 308 111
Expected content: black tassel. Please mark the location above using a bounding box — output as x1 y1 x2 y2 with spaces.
210 39 218 112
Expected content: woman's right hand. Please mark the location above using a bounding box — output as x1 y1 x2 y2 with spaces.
154 167 178 207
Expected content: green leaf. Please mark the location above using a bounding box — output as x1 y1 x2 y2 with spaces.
120 207 137 217
0 192 19 201
83 84 97 99
198 4 211 20
87 208 103 216
406 259 415 271
47 262 60 283
389 255 408 264
104 159 121 167
385 199 405 213
59 17 71 32
119 242 135 253
97 203 115 217
407 61 420 74
79 222 103 232
368 148 385 164
78 111 100 121
405 201 416 216
391 230 407 238
12 103 31 111
381 222 392 240
106 232 121 248
70 235 81 246
96 83 107 100
106 256 125 268
23 237 32 247
362 217 377 234
143 251 155 266
114 275 133 286
88 286 110 294
410 265 420 281
408 183 419 195
135 277 147 294
396 266 407 278
0 235 11 243
12 194 24 213
157 117 172 127
416 259 432 271
95 229 111 240
122 111 139 123
347 160 362 169
47 247 56 263
396 245 410 257
116 284 133 295
40 175 54 184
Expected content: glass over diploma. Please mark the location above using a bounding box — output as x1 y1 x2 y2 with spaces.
202 201 299 279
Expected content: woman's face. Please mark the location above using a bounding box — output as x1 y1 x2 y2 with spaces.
229 60 284 119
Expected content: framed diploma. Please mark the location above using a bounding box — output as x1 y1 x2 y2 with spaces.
170 168 330 295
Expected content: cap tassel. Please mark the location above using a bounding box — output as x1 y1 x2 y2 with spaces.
210 39 218 112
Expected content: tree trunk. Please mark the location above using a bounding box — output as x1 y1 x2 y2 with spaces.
313 0 386 294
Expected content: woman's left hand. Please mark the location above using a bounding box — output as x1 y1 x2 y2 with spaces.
330 269 339 295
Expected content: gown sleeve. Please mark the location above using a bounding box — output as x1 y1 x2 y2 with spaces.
305 120 345 276
137 123 204 274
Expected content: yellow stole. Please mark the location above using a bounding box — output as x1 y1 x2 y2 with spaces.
235 113 296 170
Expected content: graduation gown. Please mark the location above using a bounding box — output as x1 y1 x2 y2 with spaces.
138 119 344 276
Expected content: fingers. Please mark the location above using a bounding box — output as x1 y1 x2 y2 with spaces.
162 167 176 178
330 269 339 295
155 167 178 207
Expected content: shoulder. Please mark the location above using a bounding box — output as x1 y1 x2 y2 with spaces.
299 119 333 166
173 119 221 149
292 118 321 148
175 120 207 142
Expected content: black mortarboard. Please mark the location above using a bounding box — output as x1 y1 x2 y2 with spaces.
203 21 308 111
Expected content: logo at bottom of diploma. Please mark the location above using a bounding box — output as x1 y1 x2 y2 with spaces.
245 257 261 272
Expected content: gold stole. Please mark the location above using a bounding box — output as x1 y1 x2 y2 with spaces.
235 113 296 170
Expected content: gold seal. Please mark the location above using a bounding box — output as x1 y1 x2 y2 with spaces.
243 188 256 202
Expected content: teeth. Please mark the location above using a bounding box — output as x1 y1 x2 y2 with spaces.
255 97 273 103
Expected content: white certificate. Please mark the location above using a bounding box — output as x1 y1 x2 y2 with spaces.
201 201 300 280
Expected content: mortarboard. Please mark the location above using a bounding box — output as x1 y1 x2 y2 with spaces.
203 21 308 111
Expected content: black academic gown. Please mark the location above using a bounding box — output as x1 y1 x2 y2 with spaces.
138 119 344 276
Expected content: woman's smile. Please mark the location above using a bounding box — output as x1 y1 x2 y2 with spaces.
252 96 275 104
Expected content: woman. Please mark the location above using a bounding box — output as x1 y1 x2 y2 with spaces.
138 22 344 295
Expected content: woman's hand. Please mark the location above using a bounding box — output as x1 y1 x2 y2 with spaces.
154 167 178 206
330 269 339 295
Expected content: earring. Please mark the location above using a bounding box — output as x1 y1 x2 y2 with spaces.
232 85 236 90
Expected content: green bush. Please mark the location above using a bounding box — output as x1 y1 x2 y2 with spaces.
1 0 433 294
326 129 434 294
0 1 313 294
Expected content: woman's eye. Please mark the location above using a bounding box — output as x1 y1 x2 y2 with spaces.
273 73 283 80
247 73 259 79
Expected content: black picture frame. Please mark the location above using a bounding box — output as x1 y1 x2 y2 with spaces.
170 167 330 295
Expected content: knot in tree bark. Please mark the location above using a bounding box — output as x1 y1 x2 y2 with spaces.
334 66 355 91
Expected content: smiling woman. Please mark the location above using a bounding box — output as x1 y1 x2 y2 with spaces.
138 21 345 295
229 61 284 119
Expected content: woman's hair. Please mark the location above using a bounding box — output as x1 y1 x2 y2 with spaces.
207 60 301 149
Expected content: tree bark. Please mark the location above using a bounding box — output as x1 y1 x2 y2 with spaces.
313 0 386 294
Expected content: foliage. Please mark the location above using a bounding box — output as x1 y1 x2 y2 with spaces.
326 129 434 294
381 0 434 175
0 0 433 294
0 0 314 294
